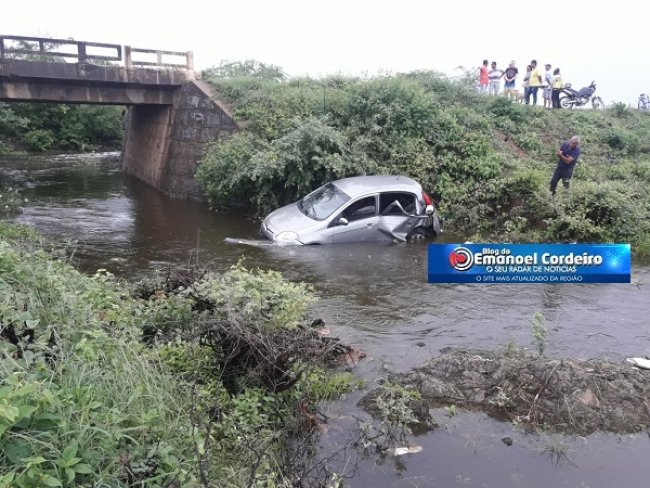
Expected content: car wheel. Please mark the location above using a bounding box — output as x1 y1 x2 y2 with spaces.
406 228 430 243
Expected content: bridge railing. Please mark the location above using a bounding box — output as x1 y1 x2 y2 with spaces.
0 35 193 71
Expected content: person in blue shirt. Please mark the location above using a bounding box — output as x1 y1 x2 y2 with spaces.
550 136 581 195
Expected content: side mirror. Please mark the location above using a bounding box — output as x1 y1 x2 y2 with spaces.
425 204 434 216
336 217 349 226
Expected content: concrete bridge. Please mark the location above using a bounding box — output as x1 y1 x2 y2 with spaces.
0 35 238 199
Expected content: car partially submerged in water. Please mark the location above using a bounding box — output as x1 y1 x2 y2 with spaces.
261 175 442 245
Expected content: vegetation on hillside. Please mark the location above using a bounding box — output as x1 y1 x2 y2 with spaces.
197 62 650 256
0 224 355 487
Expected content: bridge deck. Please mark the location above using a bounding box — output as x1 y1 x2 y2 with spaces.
0 35 193 104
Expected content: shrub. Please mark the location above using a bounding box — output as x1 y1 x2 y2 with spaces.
610 102 630 118
193 264 316 331
544 181 649 242
197 132 269 207
197 68 650 248
244 117 373 211
0 103 123 153
0 228 354 486
23 129 54 152
203 60 286 81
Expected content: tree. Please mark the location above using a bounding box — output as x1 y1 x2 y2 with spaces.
203 60 286 82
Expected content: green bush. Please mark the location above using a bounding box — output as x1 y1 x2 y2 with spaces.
23 129 54 152
193 264 316 331
513 132 543 153
544 181 649 242
203 60 286 81
197 132 269 206
609 102 630 118
0 103 123 153
198 67 650 249
0 227 351 486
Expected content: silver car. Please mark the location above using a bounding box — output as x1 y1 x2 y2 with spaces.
261 175 442 245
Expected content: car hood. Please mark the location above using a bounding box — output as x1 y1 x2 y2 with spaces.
263 203 320 235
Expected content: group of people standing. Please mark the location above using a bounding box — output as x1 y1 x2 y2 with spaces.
479 59 564 109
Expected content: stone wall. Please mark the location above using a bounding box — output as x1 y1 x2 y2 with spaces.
122 80 238 199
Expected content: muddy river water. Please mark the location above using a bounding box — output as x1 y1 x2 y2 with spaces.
3 153 650 487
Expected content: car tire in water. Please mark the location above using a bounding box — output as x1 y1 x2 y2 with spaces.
406 228 430 243
559 95 572 109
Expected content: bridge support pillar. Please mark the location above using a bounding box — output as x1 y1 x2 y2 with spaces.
121 80 238 199
122 104 172 190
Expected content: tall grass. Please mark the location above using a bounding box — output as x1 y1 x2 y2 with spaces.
0 225 353 487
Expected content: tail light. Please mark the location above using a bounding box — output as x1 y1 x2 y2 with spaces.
422 191 434 215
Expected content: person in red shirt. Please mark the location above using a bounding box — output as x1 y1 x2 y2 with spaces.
478 59 489 94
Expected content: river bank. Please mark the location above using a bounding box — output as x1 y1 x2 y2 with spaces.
3 153 650 487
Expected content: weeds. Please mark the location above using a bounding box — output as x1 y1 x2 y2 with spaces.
540 434 576 466
0 226 357 487
531 312 548 357
198 67 650 256
355 382 429 457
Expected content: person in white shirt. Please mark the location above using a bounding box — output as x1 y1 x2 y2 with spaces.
488 61 504 96
543 64 553 109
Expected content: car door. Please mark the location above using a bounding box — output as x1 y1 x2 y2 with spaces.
325 195 379 244
377 191 420 241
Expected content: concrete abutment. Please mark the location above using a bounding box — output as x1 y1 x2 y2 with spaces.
121 80 238 200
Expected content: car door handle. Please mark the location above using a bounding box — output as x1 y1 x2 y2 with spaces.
366 223 374 227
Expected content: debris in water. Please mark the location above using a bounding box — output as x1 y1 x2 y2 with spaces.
625 357 650 370
393 446 423 456
224 237 279 247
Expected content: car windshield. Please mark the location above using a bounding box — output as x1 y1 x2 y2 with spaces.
298 183 351 220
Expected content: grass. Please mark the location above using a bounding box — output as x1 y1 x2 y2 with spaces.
540 434 576 466
0 225 356 487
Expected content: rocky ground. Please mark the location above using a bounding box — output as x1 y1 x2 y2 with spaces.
362 347 650 435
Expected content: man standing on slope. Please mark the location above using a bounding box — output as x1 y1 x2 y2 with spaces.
478 60 489 94
488 61 504 95
550 136 581 195
526 60 543 105
543 64 553 109
503 60 519 100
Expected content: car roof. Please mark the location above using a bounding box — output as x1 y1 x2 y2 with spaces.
331 175 422 197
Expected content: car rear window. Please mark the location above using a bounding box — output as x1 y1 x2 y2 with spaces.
379 192 417 215
298 183 351 220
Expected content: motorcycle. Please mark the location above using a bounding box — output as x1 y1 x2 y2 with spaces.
559 81 604 109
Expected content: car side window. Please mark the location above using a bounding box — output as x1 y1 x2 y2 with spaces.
379 192 416 215
342 196 377 222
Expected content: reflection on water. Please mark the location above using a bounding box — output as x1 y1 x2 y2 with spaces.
2 153 650 487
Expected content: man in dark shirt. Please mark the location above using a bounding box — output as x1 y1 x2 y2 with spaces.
503 61 519 100
550 136 581 195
